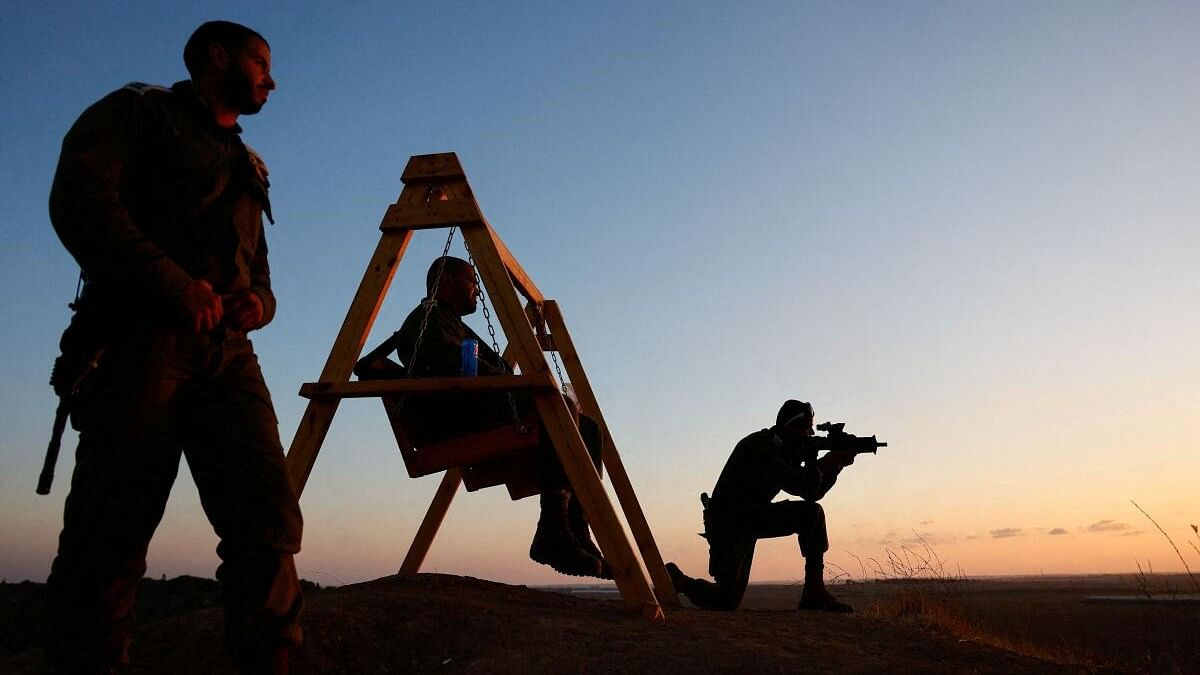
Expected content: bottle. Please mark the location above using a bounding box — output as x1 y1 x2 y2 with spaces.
461 339 478 376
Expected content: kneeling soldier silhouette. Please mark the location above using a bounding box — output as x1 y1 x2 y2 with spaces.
667 400 877 612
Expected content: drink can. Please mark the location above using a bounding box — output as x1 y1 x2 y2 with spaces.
461 339 479 376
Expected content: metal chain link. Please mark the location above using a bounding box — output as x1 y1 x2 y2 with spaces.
549 337 566 389
461 241 501 357
405 224 457 375
461 238 529 433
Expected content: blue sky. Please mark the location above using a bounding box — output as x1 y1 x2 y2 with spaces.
2 1 1197 585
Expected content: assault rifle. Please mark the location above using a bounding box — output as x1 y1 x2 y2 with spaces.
37 346 104 495
37 285 107 497
807 421 887 456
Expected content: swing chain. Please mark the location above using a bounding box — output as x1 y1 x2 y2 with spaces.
549 336 566 389
405 225 458 375
532 298 566 391
462 238 529 434
461 241 501 358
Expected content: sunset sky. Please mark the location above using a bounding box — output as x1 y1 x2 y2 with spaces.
1 2 1196 588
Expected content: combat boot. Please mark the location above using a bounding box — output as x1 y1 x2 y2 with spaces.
566 495 605 559
798 585 853 613
566 495 613 579
798 563 853 613
530 490 607 578
664 562 694 596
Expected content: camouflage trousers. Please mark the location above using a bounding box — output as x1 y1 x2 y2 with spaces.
46 326 303 671
683 500 828 611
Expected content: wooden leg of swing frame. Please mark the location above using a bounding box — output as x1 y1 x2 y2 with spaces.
287 228 414 495
287 399 342 494
461 221 662 618
400 468 463 574
534 390 665 620
399 468 463 574
541 301 680 606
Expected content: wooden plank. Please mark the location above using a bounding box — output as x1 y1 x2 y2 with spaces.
299 374 555 399
380 200 485 231
459 454 536 493
544 301 680 606
403 425 540 478
460 223 544 373
533 388 664 619
401 152 466 183
286 226 414 494
399 468 463 574
482 218 544 303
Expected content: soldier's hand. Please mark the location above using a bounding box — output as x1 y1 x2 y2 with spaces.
826 450 857 467
181 280 223 333
224 290 265 331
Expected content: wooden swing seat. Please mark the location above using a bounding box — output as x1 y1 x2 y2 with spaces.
352 356 543 499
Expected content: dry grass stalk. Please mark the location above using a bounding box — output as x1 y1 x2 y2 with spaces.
1130 500 1200 595
844 533 1092 667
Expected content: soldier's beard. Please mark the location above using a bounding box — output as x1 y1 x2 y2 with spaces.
222 65 265 115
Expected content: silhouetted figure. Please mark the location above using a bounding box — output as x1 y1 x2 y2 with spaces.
357 256 610 579
45 21 301 673
666 400 856 612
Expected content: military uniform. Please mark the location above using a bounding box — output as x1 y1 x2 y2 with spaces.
676 428 845 610
392 299 516 436
389 299 601 489
46 81 302 670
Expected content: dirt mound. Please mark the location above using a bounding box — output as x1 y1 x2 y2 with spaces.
3 573 1076 673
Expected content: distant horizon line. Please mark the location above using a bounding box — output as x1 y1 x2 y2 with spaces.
2 570 1190 588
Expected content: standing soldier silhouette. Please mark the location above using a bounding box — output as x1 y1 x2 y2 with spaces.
45 21 302 673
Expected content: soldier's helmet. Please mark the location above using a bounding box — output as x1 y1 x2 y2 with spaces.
776 399 814 429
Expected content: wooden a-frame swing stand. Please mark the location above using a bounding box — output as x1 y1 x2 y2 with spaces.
285 152 677 619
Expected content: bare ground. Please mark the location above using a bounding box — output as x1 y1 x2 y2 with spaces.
2 573 1090 674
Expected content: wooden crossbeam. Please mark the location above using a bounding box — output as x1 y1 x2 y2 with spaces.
299 374 555 399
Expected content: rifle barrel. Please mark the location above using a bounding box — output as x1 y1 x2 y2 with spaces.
37 401 71 495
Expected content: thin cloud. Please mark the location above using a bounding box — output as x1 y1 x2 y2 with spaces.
1118 530 1144 537
990 528 1023 539
901 532 957 546
1086 520 1130 533
1048 528 1069 535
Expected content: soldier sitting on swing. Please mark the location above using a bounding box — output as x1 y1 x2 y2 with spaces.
357 256 611 579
